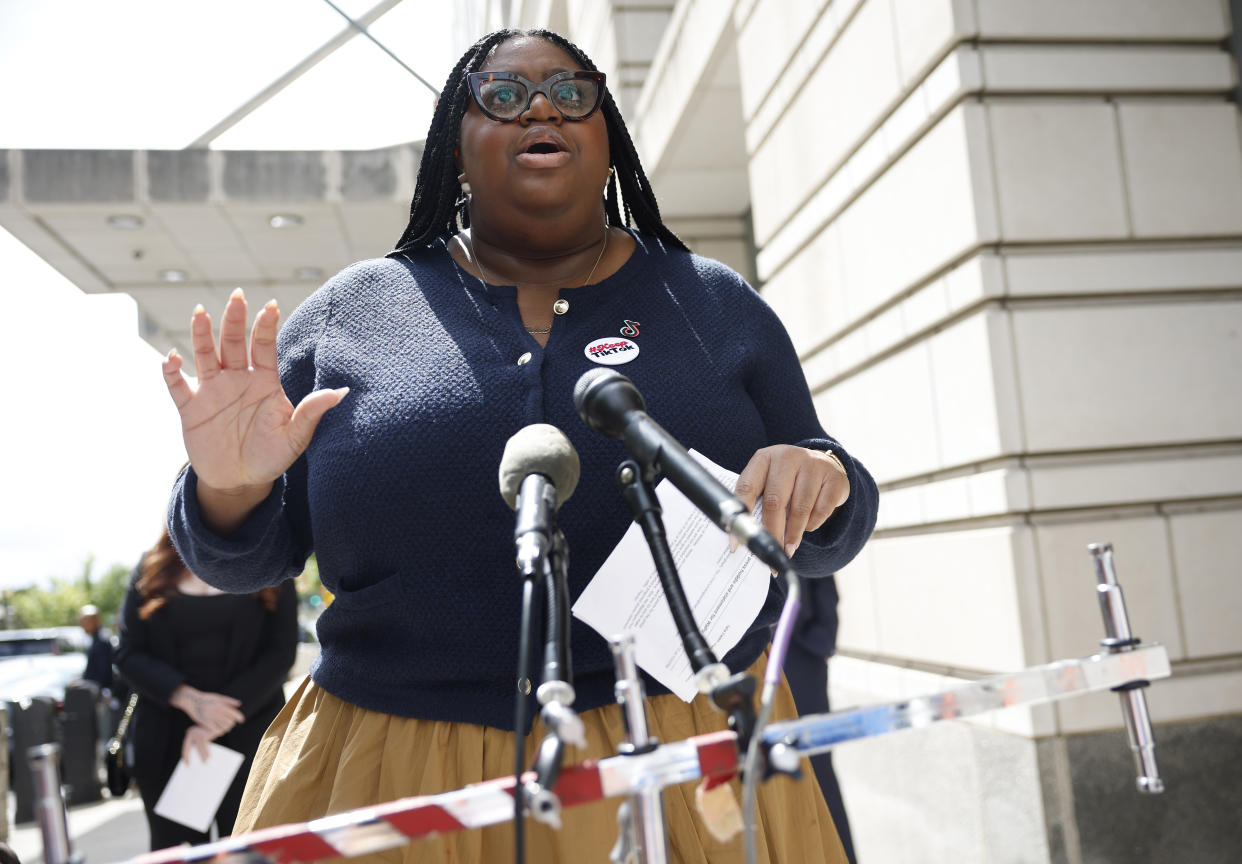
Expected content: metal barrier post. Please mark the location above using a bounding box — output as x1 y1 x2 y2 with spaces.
1088 542 1165 793
27 742 81 864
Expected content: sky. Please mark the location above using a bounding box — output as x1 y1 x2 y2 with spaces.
0 0 460 589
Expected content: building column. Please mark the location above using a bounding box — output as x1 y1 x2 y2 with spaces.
735 0 1242 860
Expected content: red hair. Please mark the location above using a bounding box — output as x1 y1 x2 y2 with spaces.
137 527 279 619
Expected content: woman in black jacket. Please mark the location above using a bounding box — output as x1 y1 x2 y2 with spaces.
115 527 298 850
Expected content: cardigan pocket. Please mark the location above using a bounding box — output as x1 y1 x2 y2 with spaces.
327 571 407 611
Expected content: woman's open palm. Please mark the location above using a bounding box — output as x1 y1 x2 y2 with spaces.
162 289 346 493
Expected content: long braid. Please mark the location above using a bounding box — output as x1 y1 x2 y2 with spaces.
394 31 519 251
392 28 688 254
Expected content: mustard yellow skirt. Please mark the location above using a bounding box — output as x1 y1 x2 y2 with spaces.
236 653 846 863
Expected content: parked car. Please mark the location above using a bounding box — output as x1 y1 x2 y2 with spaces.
0 628 90 705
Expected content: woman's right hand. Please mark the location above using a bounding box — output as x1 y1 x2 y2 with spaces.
169 684 245 737
162 289 347 529
181 725 214 764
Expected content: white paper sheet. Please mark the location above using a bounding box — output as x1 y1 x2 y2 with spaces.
572 450 770 701
153 742 245 833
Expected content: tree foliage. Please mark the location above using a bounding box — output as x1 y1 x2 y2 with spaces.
5 559 132 630
4 553 324 632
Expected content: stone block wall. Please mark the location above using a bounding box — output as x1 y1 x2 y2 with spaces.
730 1 1242 860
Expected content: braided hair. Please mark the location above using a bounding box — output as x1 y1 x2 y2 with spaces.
391 28 687 254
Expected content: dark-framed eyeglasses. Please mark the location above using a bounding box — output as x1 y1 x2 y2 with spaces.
466 70 606 122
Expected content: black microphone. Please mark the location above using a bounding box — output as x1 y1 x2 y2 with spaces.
499 424 582 577
573 368 791 573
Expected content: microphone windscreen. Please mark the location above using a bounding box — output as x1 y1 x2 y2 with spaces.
498 424 582 511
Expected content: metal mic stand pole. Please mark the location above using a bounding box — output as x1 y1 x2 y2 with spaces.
615 460 758 759
615 460 729 692
609 633 669 864
512 553 543 862
612 459 761 862
527 530 585 828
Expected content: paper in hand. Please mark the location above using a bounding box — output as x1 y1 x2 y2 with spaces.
153 742 245 832
572 450 771 701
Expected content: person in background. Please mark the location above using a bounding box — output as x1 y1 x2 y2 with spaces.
115 528 298 851
785 575 857 864
163 27 878 863
78 603 112 691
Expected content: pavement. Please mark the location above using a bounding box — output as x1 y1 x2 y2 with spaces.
6 789 148 864
4 654 319 864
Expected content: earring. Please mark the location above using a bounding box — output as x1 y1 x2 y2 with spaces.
458 173 472 196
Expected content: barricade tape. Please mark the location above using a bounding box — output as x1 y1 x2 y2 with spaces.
121 645 1169 864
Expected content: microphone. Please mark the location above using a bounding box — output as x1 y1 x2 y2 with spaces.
573 368 790 572
499 424 581 577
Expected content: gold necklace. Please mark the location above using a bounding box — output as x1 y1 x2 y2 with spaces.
460 229 609 334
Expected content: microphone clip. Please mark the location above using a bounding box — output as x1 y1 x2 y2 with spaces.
709 672 758 759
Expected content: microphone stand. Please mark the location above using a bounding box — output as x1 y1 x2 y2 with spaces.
512 551 542 863
526 529 585 829
608 632 669 864
615 460 729 690
615 457 792 864
614 459 759 767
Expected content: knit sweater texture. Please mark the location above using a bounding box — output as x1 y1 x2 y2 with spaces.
168 230 878 731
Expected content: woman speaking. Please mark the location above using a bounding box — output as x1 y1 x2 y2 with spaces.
163 27 877 863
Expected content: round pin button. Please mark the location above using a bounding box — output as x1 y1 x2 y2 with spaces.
584 337 639 365
517 352 532 366
553 299 569 315
518 677 532 695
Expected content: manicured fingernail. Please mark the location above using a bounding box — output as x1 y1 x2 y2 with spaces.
193 303 205 315
335 387 350 398
230 287 244 300
166 347 178 360
265 298 278 310
785 543 797 558
728 536 738 554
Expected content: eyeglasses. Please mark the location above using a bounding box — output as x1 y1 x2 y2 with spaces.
466 70 606 122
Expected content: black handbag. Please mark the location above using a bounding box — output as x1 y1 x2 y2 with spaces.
105 693 138 797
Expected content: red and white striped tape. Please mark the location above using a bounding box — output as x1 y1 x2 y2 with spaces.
119 645 1169 864
126 730 740 864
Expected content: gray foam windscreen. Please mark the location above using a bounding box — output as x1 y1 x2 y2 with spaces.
498 423 582 510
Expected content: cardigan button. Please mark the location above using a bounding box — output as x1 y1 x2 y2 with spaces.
517 352 532 366
553 299 569 315
518 677 532 695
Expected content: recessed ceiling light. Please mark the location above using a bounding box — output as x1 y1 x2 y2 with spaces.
295 267 324 280
268 213 303 229
158 269 189 282
107 214 144 229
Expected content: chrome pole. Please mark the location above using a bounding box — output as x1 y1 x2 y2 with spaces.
1088 542 1164 794
609 633 670 864
27 742 79 864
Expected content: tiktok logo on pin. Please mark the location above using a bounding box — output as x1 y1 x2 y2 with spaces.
620 320 641 337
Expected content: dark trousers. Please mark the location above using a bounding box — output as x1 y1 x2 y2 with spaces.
784 641 858 864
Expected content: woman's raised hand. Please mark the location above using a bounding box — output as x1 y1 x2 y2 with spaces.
162 289 346 526
734 445 850 559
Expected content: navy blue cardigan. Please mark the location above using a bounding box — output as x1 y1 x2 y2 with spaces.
169 231 878 731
